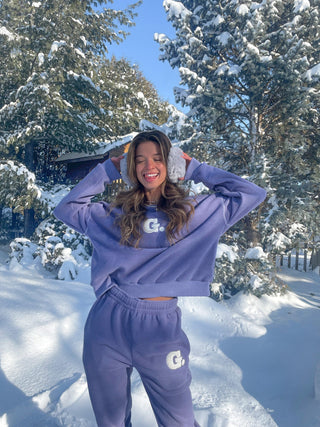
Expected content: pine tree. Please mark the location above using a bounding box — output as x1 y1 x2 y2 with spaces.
155 0 320 296
0 0 140 171
0 0 140 235
156 0 320 248
0 0 181 239
96 56 169 136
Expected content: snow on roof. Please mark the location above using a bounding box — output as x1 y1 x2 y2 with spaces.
55 132 138 163
55 151 105 163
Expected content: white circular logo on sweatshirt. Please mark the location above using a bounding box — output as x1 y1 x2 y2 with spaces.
143 218 165 234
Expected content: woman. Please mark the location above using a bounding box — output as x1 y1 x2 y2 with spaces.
53 130 266 427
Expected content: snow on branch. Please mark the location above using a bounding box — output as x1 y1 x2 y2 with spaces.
163 0 192 20
294 0 310 13
0 26 16 41
48 40 67 58
236 4 250 16
0 161 42 213
217 32 232 46
67 71 100 91
305 63 320 81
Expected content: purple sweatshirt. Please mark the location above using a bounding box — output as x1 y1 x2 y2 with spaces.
53 158 266 298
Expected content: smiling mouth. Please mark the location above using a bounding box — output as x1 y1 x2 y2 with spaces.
143 173 159 182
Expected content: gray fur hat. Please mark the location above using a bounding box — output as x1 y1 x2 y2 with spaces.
120 146 186 187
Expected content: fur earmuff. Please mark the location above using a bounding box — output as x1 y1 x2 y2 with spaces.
167 146 186 183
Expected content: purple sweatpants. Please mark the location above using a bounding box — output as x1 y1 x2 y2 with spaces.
83 286 199 427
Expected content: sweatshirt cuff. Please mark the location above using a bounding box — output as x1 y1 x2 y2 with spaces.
184 158 202 181
102 158 122 182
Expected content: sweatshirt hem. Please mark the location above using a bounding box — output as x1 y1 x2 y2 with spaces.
95 281 211 298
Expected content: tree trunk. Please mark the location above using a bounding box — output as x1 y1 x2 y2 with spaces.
24 208 35 238
24 141 36 238
244 215 260 246
24 141 35 170
12 210 18 228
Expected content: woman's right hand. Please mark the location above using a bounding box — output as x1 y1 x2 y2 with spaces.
182 152 192 170
110 155 124 173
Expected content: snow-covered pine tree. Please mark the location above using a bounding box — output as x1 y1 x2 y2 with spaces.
96 56 169 136
0 161 41 214
0 0 140 170
0 0 140 235
156 0 320 296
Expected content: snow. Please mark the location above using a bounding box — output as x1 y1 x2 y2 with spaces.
237 4 250 16
0 27 15 41
228 64 241 75
216 63 229 76
249 273 264 290
217 32 232 46
49 41 67 57
305 63 320 81
0 245 320 426
212 15 224 26
67 71 99 91
268 231 291 251
163 0 192 21
245 246 267 260
179 67 198 80
294 0 311 13
74 49 86 59
261 55 273 63
216 243 238 262
137 91 150 108
216 63 241 76
0 161 42 201
247 43 260 56
38 52 45 66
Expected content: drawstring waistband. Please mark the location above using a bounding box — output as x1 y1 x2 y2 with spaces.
107 285 178 313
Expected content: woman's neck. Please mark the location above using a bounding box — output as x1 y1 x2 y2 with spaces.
145 189 161 204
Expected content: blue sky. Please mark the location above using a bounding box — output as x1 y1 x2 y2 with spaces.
107 1 183 108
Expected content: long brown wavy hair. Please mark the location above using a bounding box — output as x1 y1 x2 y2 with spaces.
113 130 195 247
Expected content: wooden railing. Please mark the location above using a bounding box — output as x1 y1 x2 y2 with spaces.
279 243 320 274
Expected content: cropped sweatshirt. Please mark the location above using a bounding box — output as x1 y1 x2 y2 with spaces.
53 158 266 298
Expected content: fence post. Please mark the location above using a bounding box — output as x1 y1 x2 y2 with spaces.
304 243 308 272
288 252 291 268
295 247 299 270
310 247 320 274
310 247 315 269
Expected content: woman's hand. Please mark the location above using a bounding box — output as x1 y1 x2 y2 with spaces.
110 155 124 173
182 152 192 170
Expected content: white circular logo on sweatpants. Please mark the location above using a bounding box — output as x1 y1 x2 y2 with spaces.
166 350 185 370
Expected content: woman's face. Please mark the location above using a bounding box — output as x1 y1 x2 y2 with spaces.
135 141 167 200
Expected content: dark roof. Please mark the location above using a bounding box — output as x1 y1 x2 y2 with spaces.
55 133 137 164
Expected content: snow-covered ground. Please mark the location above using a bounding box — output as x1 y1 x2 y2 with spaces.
0 245 320 427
